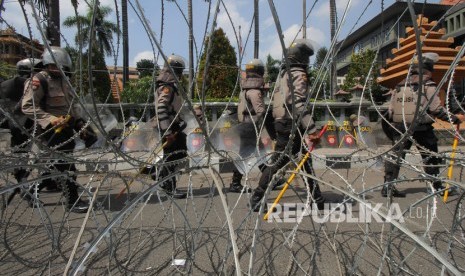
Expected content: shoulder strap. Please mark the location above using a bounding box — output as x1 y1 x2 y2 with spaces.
34 73 48 95
34 73 48 110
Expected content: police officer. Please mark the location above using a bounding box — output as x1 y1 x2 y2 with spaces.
249 39 325 212
0 58 41 204
153 54 188 199
21 46 90 213
229 59 267 193
382 52 465 197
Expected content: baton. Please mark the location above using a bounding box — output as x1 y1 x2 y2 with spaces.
115 132 175 199
264 124 328 220
444 124 460 203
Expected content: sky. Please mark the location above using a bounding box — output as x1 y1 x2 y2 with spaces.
1 0 444 68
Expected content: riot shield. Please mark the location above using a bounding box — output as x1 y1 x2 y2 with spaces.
322 120 339 148
81 94 118 148
338 119 357 148
120 121 160 153
351 115 377 149
230 123 274 175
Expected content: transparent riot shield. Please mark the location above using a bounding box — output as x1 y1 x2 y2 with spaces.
322 120 339 148
351 115 377 149
186 119 207 167
81 94 118 148
338 119 357 148
120 120 160 154
229 123 274 175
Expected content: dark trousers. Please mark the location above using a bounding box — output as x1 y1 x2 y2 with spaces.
385 125 442 184
157 132 188 188
10 122 31 182
253 119 320 199
32 126 80 204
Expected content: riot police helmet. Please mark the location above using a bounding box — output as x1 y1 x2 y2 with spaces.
245 59 265 76
287 39 314 66
16 58 42 77
165 54 185 76
42 46 73 73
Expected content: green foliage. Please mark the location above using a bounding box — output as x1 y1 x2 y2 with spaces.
0 61 14 80
309 48 330 99
69 46 111 103
313 47 328 69
196 28 238 100
265 54 280 83
136 59 159 78
342 49 382 100
121 76 154 103
63 1 119 56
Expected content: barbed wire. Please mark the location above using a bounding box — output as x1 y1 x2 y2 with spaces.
0 0 464 275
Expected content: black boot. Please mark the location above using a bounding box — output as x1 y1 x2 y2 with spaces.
229 170 251 193
248 191 265 212
62 179 89 213
432 181 456 197
272 178 286 190
158 180 186 199
381 185 405 198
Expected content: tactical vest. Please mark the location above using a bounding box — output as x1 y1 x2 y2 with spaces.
392 85 422 124
238 77 263 123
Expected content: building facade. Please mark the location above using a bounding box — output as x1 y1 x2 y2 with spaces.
0 28 43 67
336 2 450 79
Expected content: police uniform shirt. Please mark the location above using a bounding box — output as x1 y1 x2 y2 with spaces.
273 67 316 134
21 71 80 130
155 70 183 133
238 76 265 124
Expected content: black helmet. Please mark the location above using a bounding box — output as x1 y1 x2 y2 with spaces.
245 58 265 76
16 58 42 77
165 54 185 76
287 39 314 66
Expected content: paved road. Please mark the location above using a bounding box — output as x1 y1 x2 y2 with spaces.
1 146 465 275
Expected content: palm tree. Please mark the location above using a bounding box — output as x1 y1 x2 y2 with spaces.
20 0 78 46
63 3 119 56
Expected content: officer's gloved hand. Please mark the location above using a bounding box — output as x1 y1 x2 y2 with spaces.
162 130 177 147
455 113 465 123
50 116 69 128
75 118 98 148
307 132 321 145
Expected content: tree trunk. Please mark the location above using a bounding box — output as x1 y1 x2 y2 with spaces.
329 0 337 99
254 0 259 59
122 0 129 87
47 0 60 46
188 0 194 99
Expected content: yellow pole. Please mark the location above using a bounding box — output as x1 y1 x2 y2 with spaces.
264 124 328 220
54 115 71 133
444 124 460 203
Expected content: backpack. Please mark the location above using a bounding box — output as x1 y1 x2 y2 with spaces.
14 73 48 115
392 84 422 124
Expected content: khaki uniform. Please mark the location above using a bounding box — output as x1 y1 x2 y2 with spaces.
155 69 183 134
153 69 187 194
21 70 82 206
385 73 460 189
22 71 80 129
251 65 323 206
238 77 265 124
273 67 316 133
230 76 266 189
